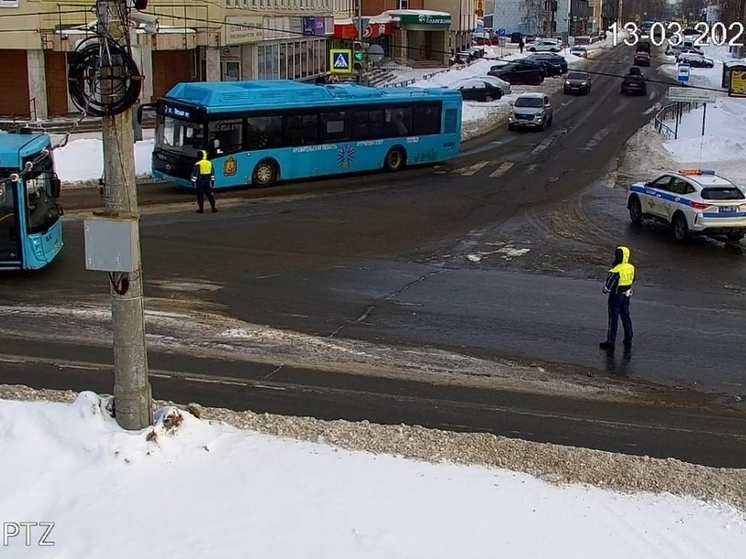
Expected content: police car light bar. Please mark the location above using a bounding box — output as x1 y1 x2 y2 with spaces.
678 169 716 175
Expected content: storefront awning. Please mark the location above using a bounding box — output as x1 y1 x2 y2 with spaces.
386 9 452 28
333 17 394 40
333 19 358 40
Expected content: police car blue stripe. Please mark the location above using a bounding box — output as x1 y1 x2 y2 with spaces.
630 185 746 215
702 212 746 218
629 184 691 206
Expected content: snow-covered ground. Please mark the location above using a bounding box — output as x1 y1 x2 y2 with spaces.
619 44 746 186
51 38 619 185
1 389 744 558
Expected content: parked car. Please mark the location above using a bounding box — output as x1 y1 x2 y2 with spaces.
528 53 568 73
508 92 554 130
448 79 504 102
450 75 511 95
570 46 588 58
527 39 561 52
621 72 647 95
677 53 714 67
633 51 651 66
488 60 545 85
510 32 523 44
563 71 592 94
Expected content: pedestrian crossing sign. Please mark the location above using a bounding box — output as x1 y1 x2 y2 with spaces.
329 49 353 74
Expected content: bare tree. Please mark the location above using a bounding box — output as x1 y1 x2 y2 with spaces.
522 0 546 35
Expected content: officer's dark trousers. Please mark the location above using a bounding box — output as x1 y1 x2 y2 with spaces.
195 178 216 210
607 293 633 343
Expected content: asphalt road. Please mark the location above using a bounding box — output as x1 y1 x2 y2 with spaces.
1 44 745 465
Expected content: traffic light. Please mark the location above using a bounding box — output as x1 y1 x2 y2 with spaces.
352 41 365 72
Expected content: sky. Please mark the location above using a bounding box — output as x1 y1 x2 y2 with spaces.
0 391 744 558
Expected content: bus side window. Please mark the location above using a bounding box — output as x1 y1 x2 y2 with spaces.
208 119 243 155
351 109 384 141
247 115 283 149
320 111 349 142
385 108 412 137
284 114 318 146
413 105 441 135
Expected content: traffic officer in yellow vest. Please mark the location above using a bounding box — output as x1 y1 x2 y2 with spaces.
190 150 218 214
600 246 635 351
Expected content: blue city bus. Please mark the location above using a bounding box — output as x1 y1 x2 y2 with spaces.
145 80 463 189
0 130 63 271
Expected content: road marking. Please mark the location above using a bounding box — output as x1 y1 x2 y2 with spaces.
649 90 655 100
581 124 615 151
489 161 515 178
531 137 554 155
525 164 538 174
457 161 490 176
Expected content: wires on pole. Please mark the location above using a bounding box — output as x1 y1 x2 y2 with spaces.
68 37 142 116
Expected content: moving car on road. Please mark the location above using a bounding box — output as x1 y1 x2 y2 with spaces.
563 71 592 94
620 70 647 95
633 51 651 66
570 46 588 58
626 169 746 242
507 92 553 131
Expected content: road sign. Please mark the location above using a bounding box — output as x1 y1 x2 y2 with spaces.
367 44 384 64
667 86 716 103
497 28 506 37
329 49 353 74
677 63 690 83
498 37 506 47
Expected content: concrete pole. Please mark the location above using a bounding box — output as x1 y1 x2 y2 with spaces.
96 0 153 430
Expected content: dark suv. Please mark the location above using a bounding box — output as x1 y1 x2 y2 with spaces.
621 72 647 95
528 53 568 74
488 60 545 85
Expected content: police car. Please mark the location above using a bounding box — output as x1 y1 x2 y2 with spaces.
626 169 746 243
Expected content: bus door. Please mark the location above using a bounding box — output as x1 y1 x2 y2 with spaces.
0 181 21 266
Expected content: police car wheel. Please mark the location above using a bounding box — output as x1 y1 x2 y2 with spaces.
672 213 689 242
628 197 643 224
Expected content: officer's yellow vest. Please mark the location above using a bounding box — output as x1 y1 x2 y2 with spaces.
196 159 213 174
610 262 635 286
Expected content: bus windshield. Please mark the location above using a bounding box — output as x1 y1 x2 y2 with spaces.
156 115 204 159
24 152 61 234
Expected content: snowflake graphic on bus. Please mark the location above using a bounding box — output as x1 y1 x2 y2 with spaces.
337 145 355 168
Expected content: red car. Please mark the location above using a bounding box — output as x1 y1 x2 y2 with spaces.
633 52 651 67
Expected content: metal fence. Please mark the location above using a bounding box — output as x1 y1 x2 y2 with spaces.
653 101 700 140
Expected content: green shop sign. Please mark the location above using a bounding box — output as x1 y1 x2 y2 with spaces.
400 14 451 26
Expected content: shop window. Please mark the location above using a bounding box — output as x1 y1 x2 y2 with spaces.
208 119 243 156
247 115 283 149
385 107 412 137
320 111 349 142
412 104 442 135
397 0 408 9
283 113 318 145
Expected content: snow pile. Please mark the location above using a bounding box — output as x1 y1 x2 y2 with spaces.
1 390 745 557
54 137 154 184
620 45 746 186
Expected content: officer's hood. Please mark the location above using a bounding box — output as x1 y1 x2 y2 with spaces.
199 150 208 160
613 246 630 265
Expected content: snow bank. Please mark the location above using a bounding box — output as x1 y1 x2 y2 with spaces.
54 137 154 184
1 391 745 558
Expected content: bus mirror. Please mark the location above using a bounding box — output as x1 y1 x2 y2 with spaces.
51 176 61 198
136 103 156 125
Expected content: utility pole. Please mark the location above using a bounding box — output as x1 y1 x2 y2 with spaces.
95 0 153 429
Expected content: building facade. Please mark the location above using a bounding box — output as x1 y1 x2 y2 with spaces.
333 1 476 65
0 0 355 119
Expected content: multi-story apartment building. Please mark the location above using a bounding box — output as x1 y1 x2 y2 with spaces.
0 0 352 119
334 1 476 65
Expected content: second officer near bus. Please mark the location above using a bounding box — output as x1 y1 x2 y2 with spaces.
190 150 218 214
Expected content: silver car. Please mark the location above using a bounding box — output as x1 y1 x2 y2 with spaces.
508 92 554 131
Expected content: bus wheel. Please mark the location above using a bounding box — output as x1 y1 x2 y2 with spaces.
252 160 277 187
384 148 406 172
